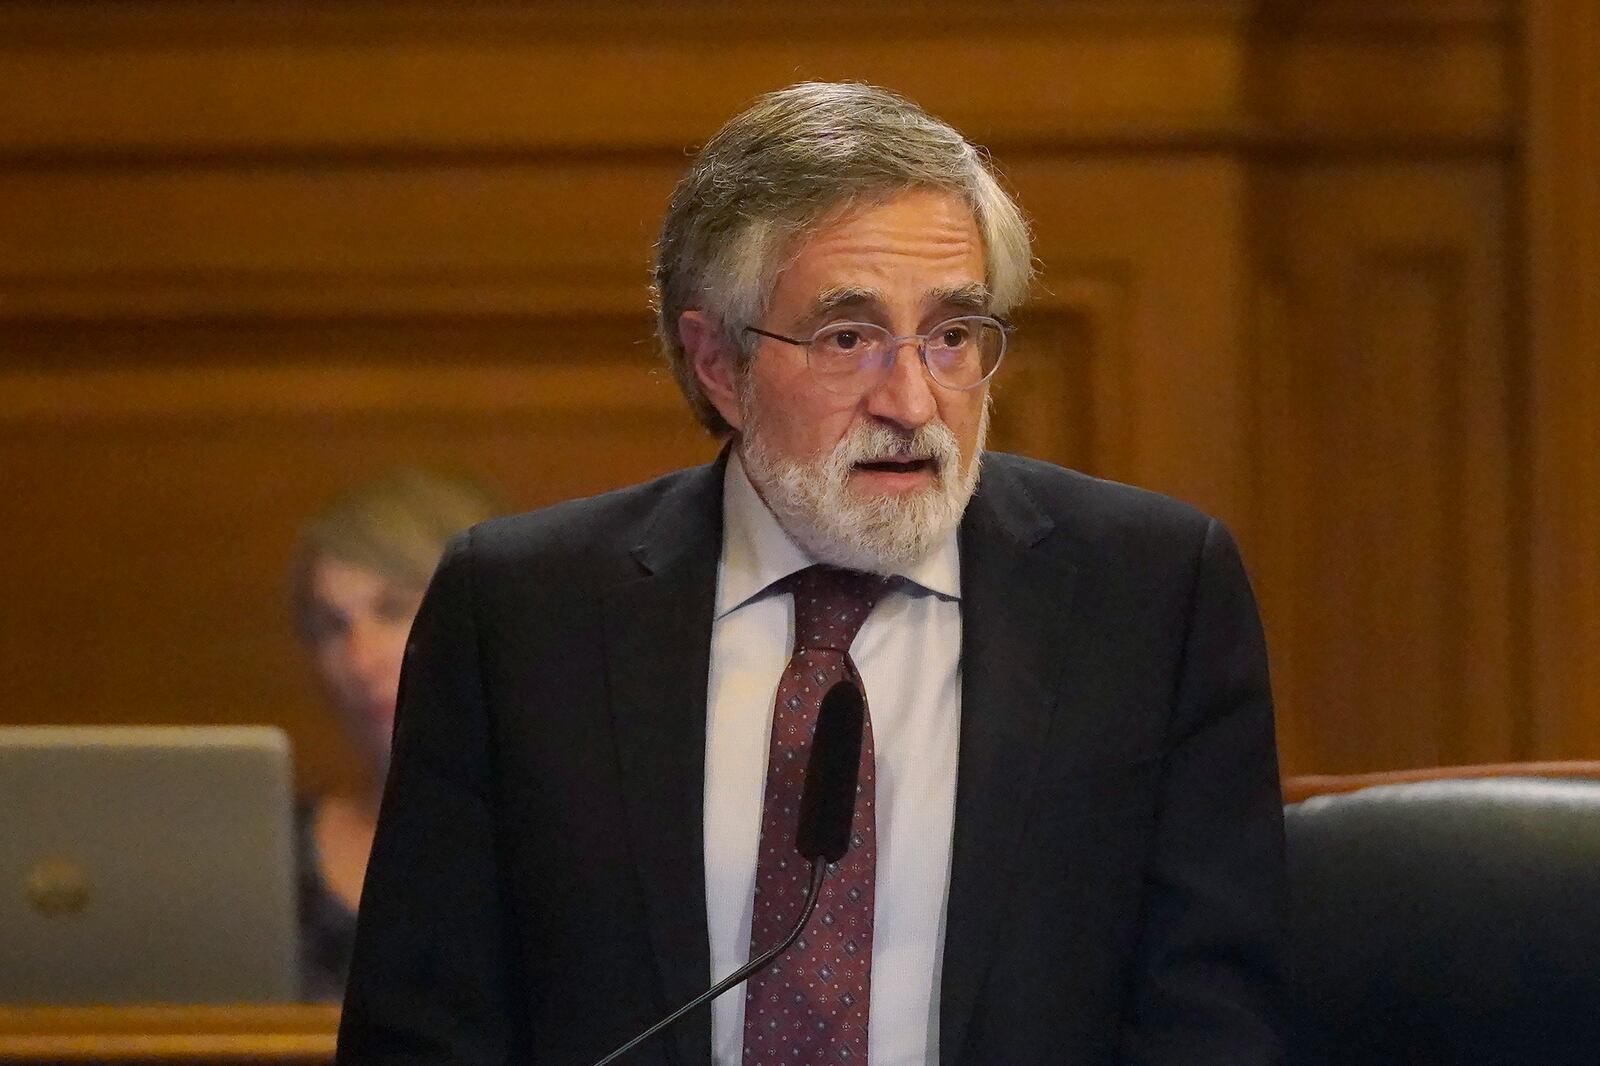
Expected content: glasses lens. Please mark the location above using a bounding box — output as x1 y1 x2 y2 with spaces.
808 322 893 392
925 316 1005 389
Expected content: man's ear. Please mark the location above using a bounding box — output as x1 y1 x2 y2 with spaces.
679 310 745 432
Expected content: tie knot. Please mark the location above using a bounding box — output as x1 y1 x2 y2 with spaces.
785 565 890 653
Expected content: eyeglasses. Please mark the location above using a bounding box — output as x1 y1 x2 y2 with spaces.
743 314 1011 395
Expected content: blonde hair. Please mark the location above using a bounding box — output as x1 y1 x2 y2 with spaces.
289 468 501 641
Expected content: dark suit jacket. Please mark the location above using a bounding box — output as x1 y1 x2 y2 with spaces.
338 451 1285 1066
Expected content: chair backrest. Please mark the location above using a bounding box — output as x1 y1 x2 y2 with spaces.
1284 767 1600 1066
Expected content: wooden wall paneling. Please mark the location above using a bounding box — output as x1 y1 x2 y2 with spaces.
1245 0 1519 774
0 0 1265 795
1249 257 1313 773
0 1 1513 159
0 162 679 319
1525 0 1600 758
989 313 1095 474
0 2 1258 156
0 320 715 796
993 278 1134 478
1252 161 1517 774
0 0 1529 787
1248 0 1514 147
1010 156 1252 529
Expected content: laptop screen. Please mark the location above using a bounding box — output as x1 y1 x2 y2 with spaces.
0 725 298 1005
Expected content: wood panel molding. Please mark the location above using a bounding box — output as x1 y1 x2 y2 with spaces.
1248 271 1309 767
0 162 678 321
0 0 1508 162
0 361 681 426
1526 0 1600 757
0 2 1256 158
1246 17 1513 150
1257 0 1510 25
995 275 1135 480
1249 161 1515 773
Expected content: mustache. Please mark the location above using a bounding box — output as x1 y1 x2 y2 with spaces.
830 420 960 469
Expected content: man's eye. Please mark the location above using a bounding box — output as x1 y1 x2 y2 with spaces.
937 325 972 348
825 329 863 351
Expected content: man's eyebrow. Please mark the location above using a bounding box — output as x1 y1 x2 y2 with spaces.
804 286 883 322
927 283 993 313
802 283 992 321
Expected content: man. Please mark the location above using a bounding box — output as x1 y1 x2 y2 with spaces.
339 82 1284 1065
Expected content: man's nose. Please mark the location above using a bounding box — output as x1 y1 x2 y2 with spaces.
864 338 937 428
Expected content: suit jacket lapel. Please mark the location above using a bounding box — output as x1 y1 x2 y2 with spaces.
601 457 726 1066
940 459 1078 1065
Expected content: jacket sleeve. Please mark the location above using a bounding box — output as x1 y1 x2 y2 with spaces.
337 529 527 1064
1120 518 1287 1065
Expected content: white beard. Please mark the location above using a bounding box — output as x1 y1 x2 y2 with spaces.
738 397 988 576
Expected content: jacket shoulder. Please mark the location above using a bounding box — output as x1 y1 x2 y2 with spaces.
454 461 719 582
980 451 1217 548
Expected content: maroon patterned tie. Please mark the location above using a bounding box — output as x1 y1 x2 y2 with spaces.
742 565 889 1066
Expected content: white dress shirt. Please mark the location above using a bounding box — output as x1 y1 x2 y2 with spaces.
704 453 963 1066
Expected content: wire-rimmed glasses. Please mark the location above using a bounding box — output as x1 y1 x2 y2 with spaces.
744 315 1011 395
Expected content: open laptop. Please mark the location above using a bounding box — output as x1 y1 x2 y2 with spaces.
0 725 299 1004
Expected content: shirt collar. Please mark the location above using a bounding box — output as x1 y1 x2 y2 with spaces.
716 449 962 620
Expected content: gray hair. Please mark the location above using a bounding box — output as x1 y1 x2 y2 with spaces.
653 81 1035 436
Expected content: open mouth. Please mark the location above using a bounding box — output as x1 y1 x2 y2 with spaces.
854 457 937 476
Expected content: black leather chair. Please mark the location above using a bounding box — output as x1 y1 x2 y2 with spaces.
1285 773 1600 1066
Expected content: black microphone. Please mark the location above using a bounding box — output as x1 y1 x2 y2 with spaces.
591 680 866 1066
797 679 867 863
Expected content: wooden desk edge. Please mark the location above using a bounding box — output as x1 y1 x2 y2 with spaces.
0 1005 338 1063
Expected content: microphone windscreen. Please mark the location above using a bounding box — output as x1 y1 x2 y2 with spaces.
796 681 866 864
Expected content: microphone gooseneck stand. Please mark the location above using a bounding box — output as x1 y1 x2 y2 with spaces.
590 861 828 1066
589 680 865 1066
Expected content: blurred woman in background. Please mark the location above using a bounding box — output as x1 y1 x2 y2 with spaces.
288 468 500 1000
